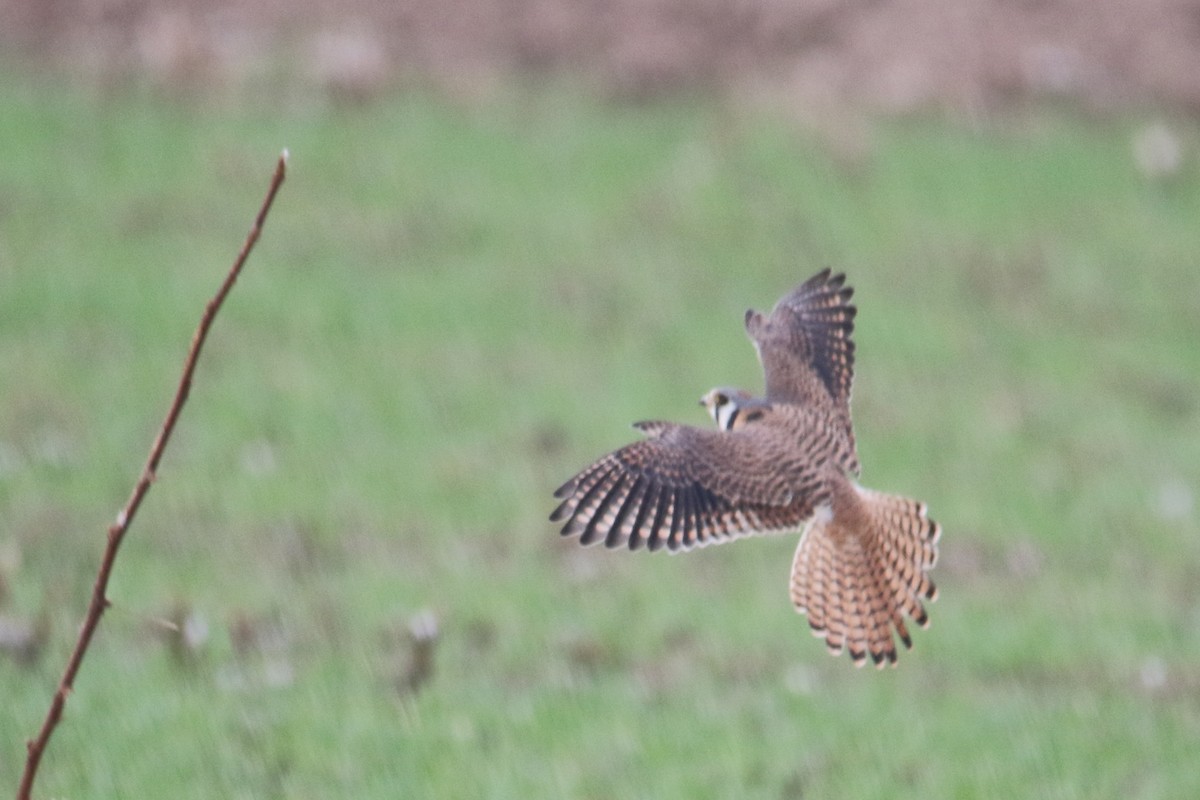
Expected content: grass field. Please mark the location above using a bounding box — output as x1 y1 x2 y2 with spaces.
1 65 1199 797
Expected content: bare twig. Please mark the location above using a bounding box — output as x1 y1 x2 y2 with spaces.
17 151 289 800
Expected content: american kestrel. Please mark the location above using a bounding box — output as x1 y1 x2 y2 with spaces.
551 269 940 667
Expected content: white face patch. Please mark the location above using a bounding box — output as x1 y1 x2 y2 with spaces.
716 400 738 431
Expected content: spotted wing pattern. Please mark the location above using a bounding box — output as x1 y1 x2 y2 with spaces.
744 268 858 472
751 268 857 407
551 419 827 552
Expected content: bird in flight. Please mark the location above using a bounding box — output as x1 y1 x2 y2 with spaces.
550 269 940 667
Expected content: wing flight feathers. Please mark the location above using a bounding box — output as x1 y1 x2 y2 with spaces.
551 422 825 552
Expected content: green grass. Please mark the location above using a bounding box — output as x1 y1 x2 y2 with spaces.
1 67 1199 797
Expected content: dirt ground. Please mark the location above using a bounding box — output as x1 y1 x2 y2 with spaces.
4 0 1200 114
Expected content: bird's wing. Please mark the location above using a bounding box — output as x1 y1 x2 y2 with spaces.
550 421 827 552
745 268 856 412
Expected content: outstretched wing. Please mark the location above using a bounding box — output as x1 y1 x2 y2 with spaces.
745 268 856 411
550 420 827 553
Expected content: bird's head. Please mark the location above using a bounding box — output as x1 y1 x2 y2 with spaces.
699 387 762 431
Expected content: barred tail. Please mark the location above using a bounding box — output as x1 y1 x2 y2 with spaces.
789 484 940 668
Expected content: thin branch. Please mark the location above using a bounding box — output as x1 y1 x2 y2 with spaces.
17 150 289 800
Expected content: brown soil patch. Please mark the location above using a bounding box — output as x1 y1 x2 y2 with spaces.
3 0 1199 113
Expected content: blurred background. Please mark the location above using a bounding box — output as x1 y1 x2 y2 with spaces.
1 1 1198 797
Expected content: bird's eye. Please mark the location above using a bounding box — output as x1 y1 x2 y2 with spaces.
715 392 728 406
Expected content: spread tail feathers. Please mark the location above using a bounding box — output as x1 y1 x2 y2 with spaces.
790 484 940 667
